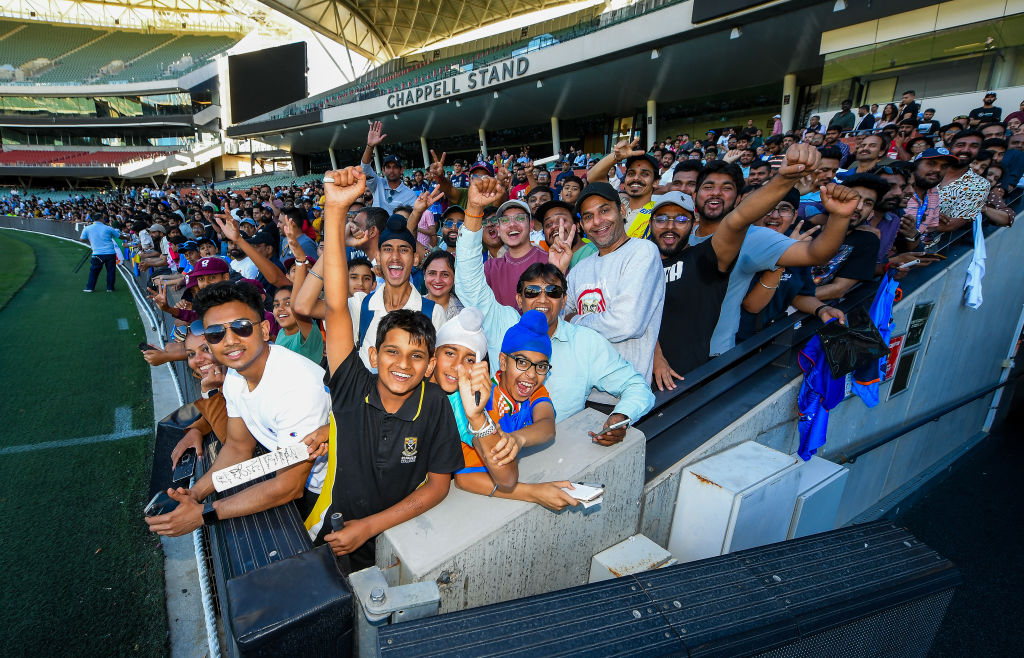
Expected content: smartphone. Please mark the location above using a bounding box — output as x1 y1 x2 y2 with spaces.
144 491 179 517
172 447 197 483
593 417 630 437
138 342 158 352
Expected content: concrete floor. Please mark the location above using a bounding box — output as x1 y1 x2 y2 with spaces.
897 383 1023 657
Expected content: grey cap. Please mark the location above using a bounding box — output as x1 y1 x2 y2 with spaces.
149 223 167 234
650 191 695 215
495 199 531 219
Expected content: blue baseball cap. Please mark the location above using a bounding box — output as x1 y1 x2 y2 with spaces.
917 147 958 165
383 154 403 167
469 161 494 176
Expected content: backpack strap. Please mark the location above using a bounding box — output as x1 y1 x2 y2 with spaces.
356 292 375 350
420 297 436 322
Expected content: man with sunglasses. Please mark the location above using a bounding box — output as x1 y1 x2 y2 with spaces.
146 281 331 539
456 177 655 445
436 205 464 254
483 199 549 309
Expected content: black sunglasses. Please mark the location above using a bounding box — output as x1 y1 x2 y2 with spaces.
521 284 564 299
192 318 257 344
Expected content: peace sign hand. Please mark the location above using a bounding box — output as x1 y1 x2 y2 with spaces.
612 137 645 162
428 150 447 181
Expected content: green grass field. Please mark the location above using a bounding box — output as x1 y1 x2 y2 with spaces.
0 230 37 311
0 230 167 655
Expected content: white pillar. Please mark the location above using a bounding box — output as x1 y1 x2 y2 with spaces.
781 73 797 133
646 99 657 149
420 136 430 169
551 116 561 155
372 146 382 172
478 128 488 159
328 147 337 170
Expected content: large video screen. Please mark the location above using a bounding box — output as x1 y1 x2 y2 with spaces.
228 42 307 124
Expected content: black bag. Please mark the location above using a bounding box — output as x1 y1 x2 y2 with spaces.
815 306 888 379
228 545 354 657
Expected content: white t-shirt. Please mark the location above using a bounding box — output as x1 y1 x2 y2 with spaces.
565 237 664 389
222 344 331 492
230 256 259 279
349 286 447 371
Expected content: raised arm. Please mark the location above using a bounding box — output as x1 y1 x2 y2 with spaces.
777 184 859 267
293 256 326 320
210 213 290 288
360 121 386 172
587 138 645 186
323 167 366 374
427 150 457 204
712 143 821 271
408 187 445 259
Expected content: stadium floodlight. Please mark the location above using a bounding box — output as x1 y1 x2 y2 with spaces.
493 91 499 99
537 80 543 88
456 101 462 107
730 27 742 39
833 0 847 11
393 113 399 120
650 49 660 60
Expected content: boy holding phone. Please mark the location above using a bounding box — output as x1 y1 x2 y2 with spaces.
313 167 465 570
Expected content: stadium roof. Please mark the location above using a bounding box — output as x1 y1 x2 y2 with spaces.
254 0 580 61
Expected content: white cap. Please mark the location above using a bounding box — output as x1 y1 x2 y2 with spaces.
435 307 488 358
651 191 695 216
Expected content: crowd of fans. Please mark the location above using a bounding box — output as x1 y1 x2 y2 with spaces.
9 90 1021 568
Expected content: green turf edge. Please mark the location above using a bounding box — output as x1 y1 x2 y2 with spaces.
0 230 168 656
0 229 38 312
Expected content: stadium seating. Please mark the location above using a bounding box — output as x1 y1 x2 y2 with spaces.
0 19 238 84
0 149 159 167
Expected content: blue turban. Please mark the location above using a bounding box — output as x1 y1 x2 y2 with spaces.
501 310 551 358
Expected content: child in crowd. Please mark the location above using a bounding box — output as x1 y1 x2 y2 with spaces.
313 166 466 571
453 310 578 510
273 285 324 363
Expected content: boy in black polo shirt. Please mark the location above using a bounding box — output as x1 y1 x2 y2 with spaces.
310 166 465 570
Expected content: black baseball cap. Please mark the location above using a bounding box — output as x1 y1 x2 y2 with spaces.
383 154 402 167
246 231 276 247
575 182 620 215
535 199 577 223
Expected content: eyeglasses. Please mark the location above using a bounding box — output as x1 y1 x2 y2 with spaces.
193 318 257 344
521 284 564 299
510 354 552 376
498 214 529 225
442 219 464 229
482 216 499 226
651 214 691 227
768 206 796 217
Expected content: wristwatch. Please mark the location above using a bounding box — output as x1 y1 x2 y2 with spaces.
470 415 497 439
202 502 219 526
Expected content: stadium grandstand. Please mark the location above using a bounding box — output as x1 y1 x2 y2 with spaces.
2 1 1024 656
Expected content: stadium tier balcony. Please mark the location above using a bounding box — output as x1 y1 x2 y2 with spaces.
0 19 237 84
0 149 159 167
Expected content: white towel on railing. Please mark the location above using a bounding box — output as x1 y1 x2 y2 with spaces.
964 213 986 309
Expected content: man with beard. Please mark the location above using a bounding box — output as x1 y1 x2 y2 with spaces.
903 148 957 246
650 144 840 386
737 189 851 343
738 148 758 180
745 161 772 188
668 160 702 197
537 199 595 270
690 145 858 357
657 150 677 186
436 205 464 254
360 121 417 213
586 138 659 238
823 126 850 162
455 177 654 442
484 199 549 309
798 146 843 219
813 174 889 301
836 134 886 181
937 130 991 232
